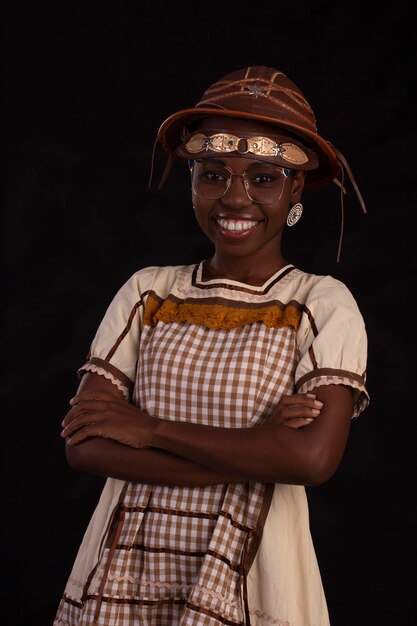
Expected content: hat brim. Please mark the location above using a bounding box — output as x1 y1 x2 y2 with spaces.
157 107 341 189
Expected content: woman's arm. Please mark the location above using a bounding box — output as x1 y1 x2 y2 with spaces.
66 439 243 486
62 372 352 486
63 373 239 486
151 383 353 485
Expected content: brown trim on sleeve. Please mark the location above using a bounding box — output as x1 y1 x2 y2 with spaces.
308 344 318 369
106 291 151 361
303 304 319 336
296 367 366 389
82 356 134 392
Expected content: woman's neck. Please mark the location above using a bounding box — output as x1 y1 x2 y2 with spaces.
202 254 289 286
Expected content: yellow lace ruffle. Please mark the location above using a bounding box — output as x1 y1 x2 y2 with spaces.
144 294 302 330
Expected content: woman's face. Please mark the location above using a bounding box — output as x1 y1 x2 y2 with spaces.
190 117 306 265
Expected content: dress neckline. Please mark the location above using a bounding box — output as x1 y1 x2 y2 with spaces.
194 260 296 292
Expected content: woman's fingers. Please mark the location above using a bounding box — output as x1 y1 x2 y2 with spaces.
69 388 116 405
64 423 106 445
278 404 322 419
281 417 314 429
278 393 323 408
60 395 157 449
267 393 324 426
61 409 98 437
62 394 124 428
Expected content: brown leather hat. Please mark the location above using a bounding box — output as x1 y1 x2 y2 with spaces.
156 66 342 189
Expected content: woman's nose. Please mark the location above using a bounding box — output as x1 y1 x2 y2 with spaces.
220 174 252 207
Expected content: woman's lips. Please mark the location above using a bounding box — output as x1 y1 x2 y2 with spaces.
215 218 260 237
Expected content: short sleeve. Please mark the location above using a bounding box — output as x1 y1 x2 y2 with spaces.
295 275 369 417
78 266 160 398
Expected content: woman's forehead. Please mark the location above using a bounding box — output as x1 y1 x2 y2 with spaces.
195 155 283 169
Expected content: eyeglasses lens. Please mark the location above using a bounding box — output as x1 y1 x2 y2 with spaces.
191 161 288 204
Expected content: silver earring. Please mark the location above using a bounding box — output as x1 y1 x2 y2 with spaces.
192 205 196 211
287 202 303 227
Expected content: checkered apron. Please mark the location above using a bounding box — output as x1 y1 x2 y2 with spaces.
56 319 296 625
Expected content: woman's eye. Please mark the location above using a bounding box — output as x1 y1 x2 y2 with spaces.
203 171 225 182
252 174 274 184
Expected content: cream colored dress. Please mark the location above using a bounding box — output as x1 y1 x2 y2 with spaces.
53 263 369 626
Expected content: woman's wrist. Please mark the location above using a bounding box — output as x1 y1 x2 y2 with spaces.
148 415 168 450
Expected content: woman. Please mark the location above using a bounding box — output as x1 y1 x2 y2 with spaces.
53 66 369 626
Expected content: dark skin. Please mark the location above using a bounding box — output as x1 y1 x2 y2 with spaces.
61 117 354 488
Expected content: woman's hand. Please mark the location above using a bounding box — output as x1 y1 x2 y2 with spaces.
60 388 158 448
266 392 323 429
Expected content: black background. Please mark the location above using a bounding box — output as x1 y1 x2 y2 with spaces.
2 1 416 625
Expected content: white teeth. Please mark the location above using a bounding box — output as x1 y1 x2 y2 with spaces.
217 219 257 231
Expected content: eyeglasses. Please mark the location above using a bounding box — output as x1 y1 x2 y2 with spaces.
190 159 291 204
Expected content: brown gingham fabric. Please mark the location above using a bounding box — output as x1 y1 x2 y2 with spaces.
55 323 296 625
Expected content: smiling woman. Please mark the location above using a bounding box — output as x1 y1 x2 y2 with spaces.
53 66 370 626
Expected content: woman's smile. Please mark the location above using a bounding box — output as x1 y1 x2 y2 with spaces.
214 216 260 237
